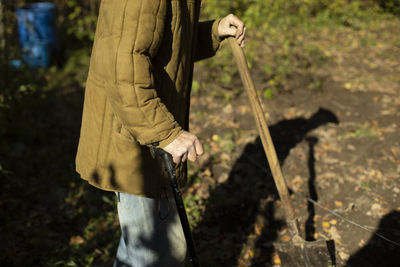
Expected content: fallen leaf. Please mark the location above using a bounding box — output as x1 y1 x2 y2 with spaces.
249 250 255 258
339 251 350 261
223 104 233 114
313 215 321 222
69 235 85 245
288 175 304 192
254 222 264 236
329 226 342 243
371 203 383 217
243 249 255 259
217 173 229 184
334 201 343 207
322 221 330 228
203 168 212 177
212 134 219 141
221 153 231 162
347 144 356 151
281 235 291 242
273 252 281 265
240 106 249 114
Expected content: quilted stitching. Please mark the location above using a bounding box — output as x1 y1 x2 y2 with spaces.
76 0 222 197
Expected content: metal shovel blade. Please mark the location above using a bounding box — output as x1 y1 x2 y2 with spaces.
275 235 334 267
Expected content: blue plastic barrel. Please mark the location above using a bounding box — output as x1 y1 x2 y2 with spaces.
16 2 59 68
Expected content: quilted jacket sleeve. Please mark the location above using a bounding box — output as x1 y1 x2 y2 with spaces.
94 0 182 148
195 19 222 61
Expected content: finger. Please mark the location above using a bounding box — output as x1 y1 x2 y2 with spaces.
228 15 245 38
181 152 188 163
194 138 204 156
235 22 245 39
237 27 246 45
237 28 246 48
240 39 245 48
187 145 197 162
172 154 181 164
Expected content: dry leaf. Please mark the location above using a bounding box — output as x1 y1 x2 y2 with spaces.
329 226 342 243
254 222 264 236
281 235 291 242
217 173 229 184
334 201 343 207
273 252 281 265
339 251 350 261
212 134 219 141
203 168 212 177
322 221 330 228
69 235 85 245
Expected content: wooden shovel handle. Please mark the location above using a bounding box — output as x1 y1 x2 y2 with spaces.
228 37 296 222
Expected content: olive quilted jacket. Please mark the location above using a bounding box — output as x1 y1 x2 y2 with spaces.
75 0 221 197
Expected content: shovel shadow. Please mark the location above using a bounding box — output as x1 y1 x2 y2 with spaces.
194 107 339 266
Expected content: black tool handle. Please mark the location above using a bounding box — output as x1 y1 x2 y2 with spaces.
153 148 200 267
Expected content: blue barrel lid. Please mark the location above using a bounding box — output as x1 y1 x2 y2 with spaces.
27 2 55 11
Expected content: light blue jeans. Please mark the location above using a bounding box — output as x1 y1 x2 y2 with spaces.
114 192 187 267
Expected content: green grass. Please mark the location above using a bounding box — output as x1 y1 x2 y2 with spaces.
184 193 204 228
199 0 396 96
345 123 377 139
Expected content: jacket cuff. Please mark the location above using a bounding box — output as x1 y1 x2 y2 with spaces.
211 18 222 52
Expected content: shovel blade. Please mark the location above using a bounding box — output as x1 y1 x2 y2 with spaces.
275 237 335 267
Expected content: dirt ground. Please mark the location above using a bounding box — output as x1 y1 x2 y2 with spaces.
185 24 400 267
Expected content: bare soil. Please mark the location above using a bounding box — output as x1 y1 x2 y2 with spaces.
187 24 400 267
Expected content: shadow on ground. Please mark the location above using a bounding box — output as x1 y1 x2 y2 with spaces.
194 108 339 266
347 210 400 267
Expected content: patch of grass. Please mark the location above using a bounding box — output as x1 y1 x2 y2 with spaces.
351 128 376 138
361 37 378 46
263 88 274 99
361 181 372 190
214 133 236 154
184 193 204 228
192 80 200 94
346 123 377 138
200 0 394 96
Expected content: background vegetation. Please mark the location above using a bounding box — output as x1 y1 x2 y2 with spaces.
1 0 399 266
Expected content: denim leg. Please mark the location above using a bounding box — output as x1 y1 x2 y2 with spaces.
114 192 187 267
